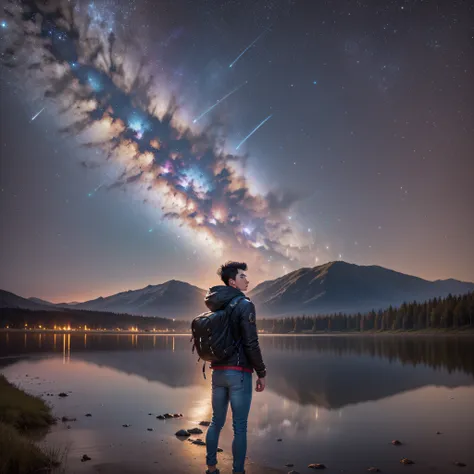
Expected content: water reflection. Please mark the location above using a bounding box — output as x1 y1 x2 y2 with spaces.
2 332 474 473
1 332 473 410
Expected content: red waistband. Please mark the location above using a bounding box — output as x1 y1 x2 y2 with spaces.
211 365 253 374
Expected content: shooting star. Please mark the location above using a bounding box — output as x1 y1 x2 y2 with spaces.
31 107 45 121
193 81 248 124
87 182 105 197
236 114 273 150
87 170 118 197
229 29 270 68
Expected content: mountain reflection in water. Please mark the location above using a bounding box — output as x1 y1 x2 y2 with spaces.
1 332 472 410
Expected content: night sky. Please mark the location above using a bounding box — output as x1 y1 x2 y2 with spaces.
0 0 473 303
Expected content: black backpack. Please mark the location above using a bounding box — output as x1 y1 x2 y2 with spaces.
191 295 245 377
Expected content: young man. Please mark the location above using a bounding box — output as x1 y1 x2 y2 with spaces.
204 261 267 474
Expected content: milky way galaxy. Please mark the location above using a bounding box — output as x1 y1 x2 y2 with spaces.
1 0 311 272
1 0 473 301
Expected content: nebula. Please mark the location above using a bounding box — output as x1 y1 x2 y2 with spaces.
1 0 313 271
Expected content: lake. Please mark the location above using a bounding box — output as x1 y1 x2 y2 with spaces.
1 332 473 473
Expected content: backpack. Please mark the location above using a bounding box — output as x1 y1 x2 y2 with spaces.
191 295 245 377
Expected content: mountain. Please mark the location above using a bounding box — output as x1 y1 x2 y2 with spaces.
0 290 56 311
28 297 57 307
29 297 79 306
66 280 206 319
3 262 473 320
248 261 474 317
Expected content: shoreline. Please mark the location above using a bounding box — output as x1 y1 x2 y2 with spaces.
2 336 473 473
0 372 285 474
0 374 60 474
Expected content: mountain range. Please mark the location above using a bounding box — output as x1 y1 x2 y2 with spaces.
249 261 474 316
1 261 473 319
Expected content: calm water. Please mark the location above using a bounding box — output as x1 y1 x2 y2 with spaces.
1 332 473 473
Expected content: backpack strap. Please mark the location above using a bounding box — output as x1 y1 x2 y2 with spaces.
226 295 246 335
222 295 246 355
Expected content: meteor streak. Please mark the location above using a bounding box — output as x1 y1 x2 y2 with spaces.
31 107 45 121
236 114 273 150
229 29 270 68
2 1 303 271
87 182 104 197
193 81 248 123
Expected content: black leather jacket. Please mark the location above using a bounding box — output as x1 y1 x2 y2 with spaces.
205 285 266 378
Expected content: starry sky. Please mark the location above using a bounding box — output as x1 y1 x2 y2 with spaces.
0 0 473 303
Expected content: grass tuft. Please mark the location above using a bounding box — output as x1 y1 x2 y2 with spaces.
0 374 62 474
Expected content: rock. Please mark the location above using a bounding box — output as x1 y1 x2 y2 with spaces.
217 447 223 453
81 454 91 462
392 439 402 446
156 415 166 420
163 413 174 419
58 392 68 397
175 429 190 437
285 464 294 467
148 413 153 416
454 462 466 467
67 425 71 430
277 438 283 442
288 471 300 474
199 421 211 426
61 416 76 422
187 427 203 434
308 464 326 469
147 428 154 431
173 413 181 418
122 424 131 428
436 431 442 435
85 413 92 417
191 438 206 446
400 458 414 465
368 468 380 472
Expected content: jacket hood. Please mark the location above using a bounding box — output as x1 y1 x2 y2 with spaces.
205 285 244 312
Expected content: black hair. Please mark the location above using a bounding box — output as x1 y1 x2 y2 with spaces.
217 261 248 286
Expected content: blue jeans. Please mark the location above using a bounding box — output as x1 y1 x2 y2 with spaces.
206 369 252 473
